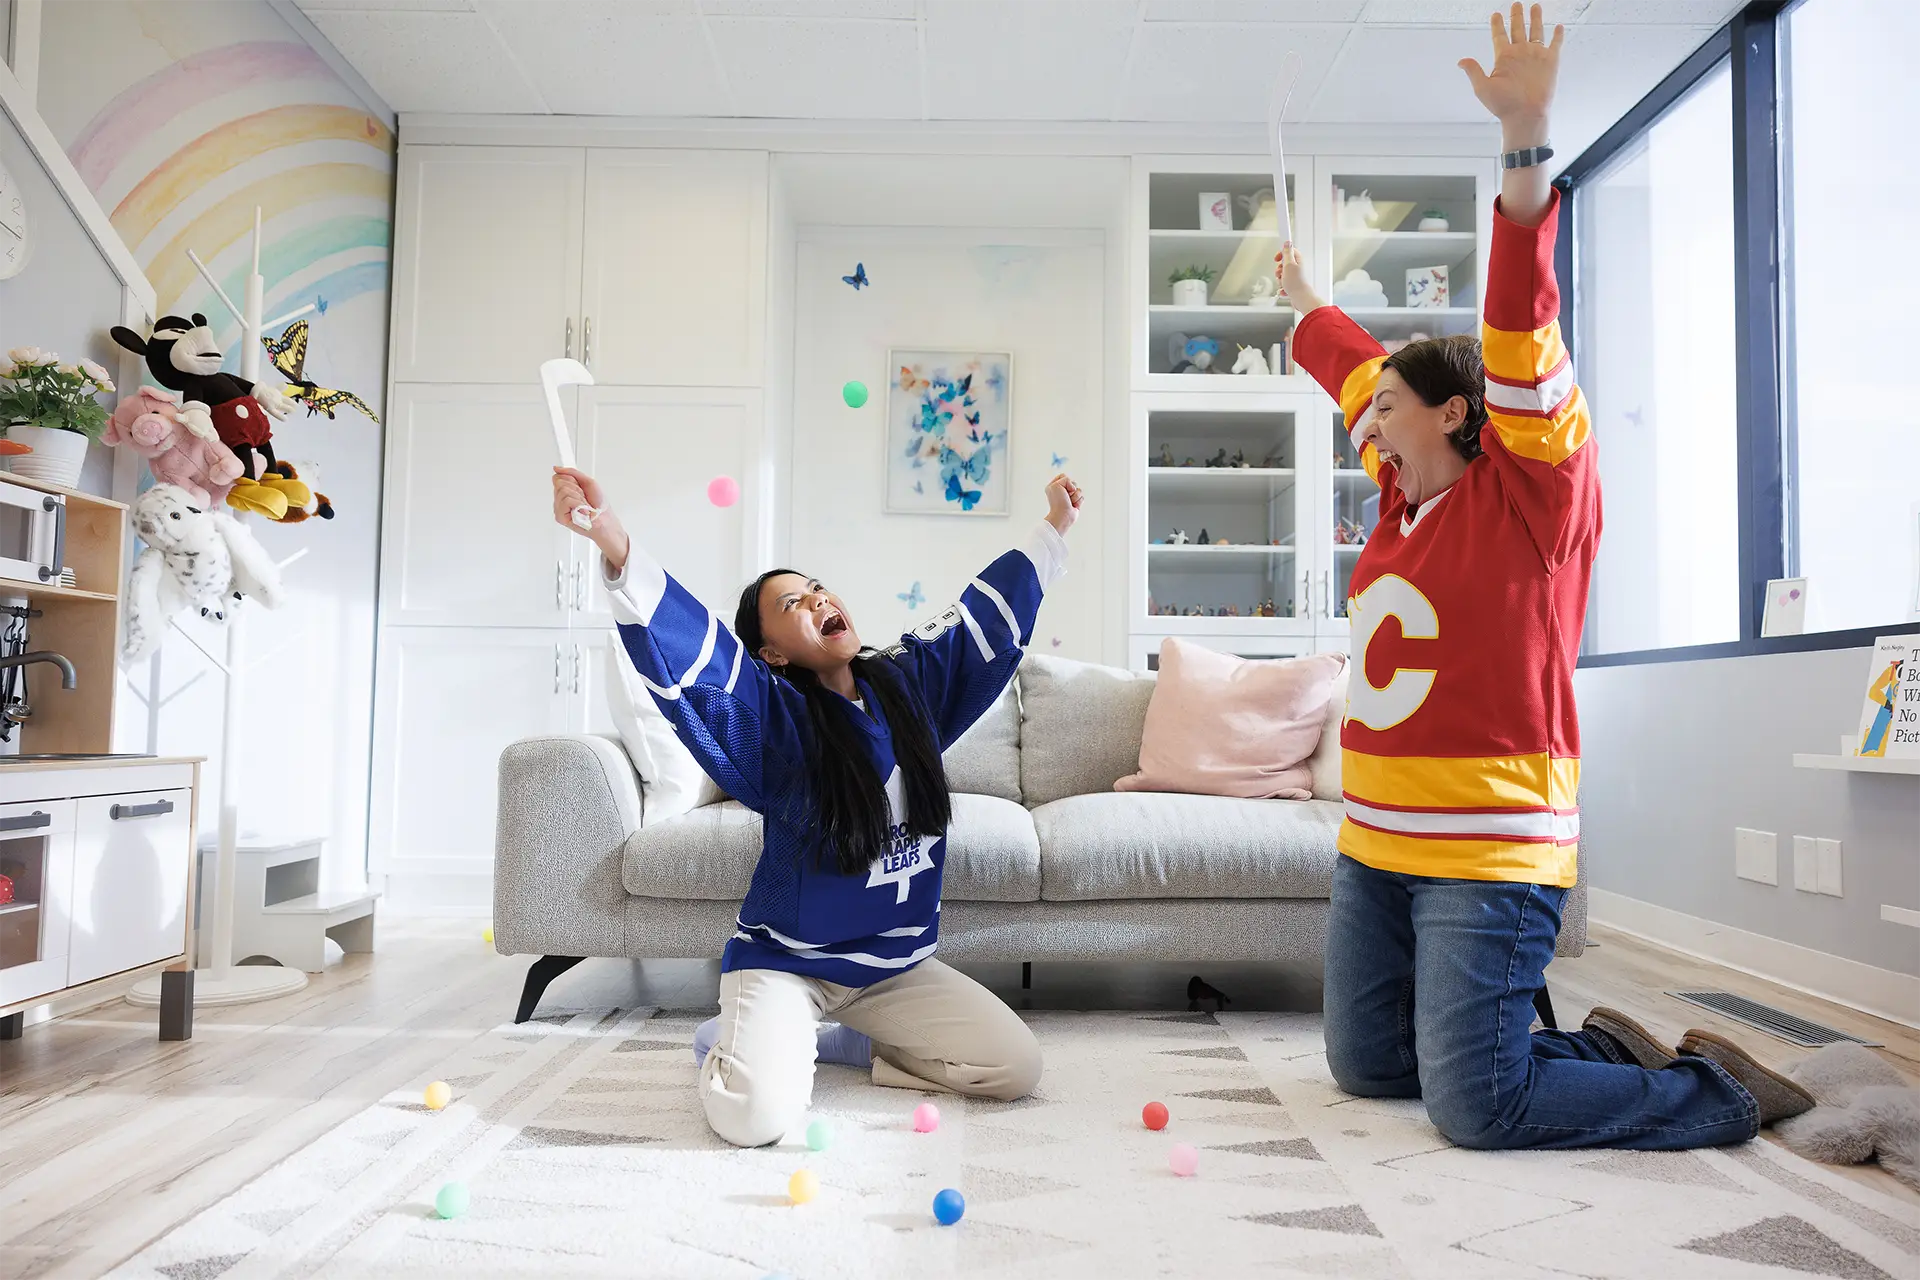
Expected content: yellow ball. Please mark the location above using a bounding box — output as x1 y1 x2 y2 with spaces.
482 926 494 944
424 1080 452 1111
788 1169 819 1205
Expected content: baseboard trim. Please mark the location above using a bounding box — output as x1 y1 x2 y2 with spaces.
1589 889 1920 1031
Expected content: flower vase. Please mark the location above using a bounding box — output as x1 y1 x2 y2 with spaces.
4 425 88 488
1171 279 1209 308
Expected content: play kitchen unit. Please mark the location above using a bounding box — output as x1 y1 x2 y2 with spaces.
0 472 201 1041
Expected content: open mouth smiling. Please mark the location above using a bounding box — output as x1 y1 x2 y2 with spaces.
821 612 848 639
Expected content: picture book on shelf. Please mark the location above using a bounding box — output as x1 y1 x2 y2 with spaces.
1854 635 1920 757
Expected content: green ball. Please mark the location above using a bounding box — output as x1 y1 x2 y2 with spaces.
842 380 869 409
806 1120 834 1152
435 1181 470 1219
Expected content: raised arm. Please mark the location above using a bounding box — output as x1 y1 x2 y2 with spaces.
884 475 1078 747
1461 4 1597 565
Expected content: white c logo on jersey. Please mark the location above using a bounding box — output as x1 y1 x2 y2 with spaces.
1347 574 1439 731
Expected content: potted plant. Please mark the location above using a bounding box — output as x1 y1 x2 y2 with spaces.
0 347 113 487
1168 265 1216 308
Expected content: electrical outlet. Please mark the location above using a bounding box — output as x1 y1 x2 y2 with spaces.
1735 828 1778 885
1793 836 1820 892
1816 838 1844 896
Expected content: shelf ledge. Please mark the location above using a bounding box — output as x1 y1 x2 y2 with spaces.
1791 753 1920 776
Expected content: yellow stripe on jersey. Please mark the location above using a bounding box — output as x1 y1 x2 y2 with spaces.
1480 322 1592 466
1340 354 1388 484
1339 820 1579 888
1341 748 1581 814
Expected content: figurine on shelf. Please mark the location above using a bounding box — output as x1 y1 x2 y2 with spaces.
1232 344 1271 375
1197 528 1211 545
1156 443 1176 468
1261 449 1287 468
1231 449 1250 468
1335 517 1370 546
1206 448 1229 468
1213 535 1231 545
1182 456 1198 468
1167 528 1189 545
1258 599 1277 618
1170 335 1220 375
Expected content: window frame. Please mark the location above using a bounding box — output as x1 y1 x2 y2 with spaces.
1559 1 1920 666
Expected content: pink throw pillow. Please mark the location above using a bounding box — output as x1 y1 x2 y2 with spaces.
1116 640 1346 801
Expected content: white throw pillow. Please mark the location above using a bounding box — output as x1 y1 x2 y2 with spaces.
1307 654 1349 802
604 642 727 825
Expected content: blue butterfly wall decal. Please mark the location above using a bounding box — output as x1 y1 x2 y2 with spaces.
1051 452 1067 469
843 262 869 290
898 581 925 609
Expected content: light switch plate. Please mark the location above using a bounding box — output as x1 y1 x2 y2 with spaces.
1735 828 1778 885
1816 838 1843 896
1793 836 1820 892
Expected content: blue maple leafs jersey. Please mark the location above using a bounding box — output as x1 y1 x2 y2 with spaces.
604 523 1067 986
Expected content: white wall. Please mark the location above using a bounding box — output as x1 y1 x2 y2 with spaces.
1577 646 1920 984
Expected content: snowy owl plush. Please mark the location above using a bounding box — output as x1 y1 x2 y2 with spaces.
123 485 284 662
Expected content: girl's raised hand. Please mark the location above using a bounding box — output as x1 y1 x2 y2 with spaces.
1044 473 1083 536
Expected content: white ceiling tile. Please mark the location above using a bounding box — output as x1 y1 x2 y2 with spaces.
923 0 1135 120
1578 0 1741 23
1360 0 1588 24
296 0 475 11
1309 23 1515 121
476 2 728 115
1121 21 1351 122
1145 1 1366 19
304 8 547 111
707 17 922 118
705 0 917 14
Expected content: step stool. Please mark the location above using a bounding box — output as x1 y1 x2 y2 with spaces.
210 835 379 973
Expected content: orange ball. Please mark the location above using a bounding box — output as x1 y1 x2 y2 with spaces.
788 1168 819 1205
424 1081 452 1111
1143 1101 1169 1130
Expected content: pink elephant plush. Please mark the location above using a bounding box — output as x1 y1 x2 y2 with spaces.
104 386 244 507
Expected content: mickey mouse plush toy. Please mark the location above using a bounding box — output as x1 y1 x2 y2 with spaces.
112 315 310 521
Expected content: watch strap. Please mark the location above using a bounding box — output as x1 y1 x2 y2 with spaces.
1500 144 1555 170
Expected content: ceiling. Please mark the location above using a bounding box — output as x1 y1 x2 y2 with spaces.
295 0 1740 160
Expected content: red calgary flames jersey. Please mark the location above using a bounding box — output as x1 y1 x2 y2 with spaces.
1293 191 1600 888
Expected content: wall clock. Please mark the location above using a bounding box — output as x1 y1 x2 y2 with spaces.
0 159 27 280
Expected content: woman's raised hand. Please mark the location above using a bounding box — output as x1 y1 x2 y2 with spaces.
552 467 629 569
1275 240 1323 314
1045 473 1083 536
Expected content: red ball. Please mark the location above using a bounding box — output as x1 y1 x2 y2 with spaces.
1142 1101 1169 1130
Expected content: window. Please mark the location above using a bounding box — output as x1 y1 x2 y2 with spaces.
1576 62 1739 655
1779 0 1920 634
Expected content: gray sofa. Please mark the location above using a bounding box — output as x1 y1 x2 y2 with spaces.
493 653 1585 1021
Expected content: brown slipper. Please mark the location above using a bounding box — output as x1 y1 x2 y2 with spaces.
1678 1028 1815 1126
1582 1007 1675 1070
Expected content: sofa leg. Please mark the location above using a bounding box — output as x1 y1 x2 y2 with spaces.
515 955 586 1024
1022 962 1031 990
1533 984 1558 1031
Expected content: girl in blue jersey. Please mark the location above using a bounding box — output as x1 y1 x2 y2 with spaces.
553 466 1082 1147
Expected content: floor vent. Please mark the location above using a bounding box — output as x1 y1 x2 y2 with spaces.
1666 991 1882 1048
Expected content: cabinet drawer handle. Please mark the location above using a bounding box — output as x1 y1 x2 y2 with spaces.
583 315 592 370
565 316 574 360
0 810 51 832
110 799 175 821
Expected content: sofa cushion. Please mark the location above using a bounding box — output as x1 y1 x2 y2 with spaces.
622 793 1040 903
1033 792 1341 901
1307 656 1350 802
1018 653 1157 805
604 642 728 824
942 684 1021 803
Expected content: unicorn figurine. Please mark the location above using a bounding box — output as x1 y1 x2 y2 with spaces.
1231 344 1271 376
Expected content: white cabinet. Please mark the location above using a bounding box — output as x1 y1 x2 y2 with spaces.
582 150 766 386
380 384 574 628
0 799 75 1007
392 147 586 383
369 629 577 876
66 790 191 987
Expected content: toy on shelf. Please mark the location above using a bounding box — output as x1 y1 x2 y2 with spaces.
1330 270 1389 309
1156 443 1176 468
1197 529 1212 545
1261 449 1287 468
103 386 243 509
1231 344 1270 375
1337 189 1381 231
1169 334 1219 374
1232 450 1250 468
1206 449 1229 468
1165 528 1189 546
1246 273 1281 309
1181 456 1198 468
1237 187 1277 226
111 316 307 522
1258 600 1278 617
122 484 284 662
1335 517 1370 546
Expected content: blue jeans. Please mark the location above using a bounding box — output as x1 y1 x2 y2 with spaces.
1323 855 1759 1150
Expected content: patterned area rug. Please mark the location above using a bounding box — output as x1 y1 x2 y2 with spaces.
112 1010 1920 1279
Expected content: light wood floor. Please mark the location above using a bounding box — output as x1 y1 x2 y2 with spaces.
1 921 1913 1278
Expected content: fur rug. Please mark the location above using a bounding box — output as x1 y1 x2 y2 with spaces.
1782 1042 1920 1192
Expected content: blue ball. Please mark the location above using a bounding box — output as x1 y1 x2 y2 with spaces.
932 1188 965 1226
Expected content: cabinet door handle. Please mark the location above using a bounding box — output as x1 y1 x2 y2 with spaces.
0 810 50 832
565 316 574 360
554 644 563 694
555 560 566 610
111 799 175 821
572 645 582 695
583 315 592 370
572 561 586 612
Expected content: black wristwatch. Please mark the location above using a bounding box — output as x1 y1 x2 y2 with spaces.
1501 144 1554 170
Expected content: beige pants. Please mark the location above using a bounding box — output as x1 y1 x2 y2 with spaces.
699 958 1042 1148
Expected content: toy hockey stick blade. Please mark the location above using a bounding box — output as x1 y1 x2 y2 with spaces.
539 357 598 528
1267 50 1303 245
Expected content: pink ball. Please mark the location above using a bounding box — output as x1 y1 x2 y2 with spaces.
912 1103 941 1133
1169 1143 1199 1177
707 475 740 507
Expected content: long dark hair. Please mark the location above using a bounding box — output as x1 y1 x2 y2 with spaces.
735 570 952 876
1383 334 1489 462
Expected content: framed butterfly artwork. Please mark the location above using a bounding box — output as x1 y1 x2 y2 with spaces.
884 349 1012 517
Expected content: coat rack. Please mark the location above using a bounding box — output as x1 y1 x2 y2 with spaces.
128 209 318 1010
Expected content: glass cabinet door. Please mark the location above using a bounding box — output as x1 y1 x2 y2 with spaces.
1323 167 1481 346
1328 409 1383 623
1146 168 1301 381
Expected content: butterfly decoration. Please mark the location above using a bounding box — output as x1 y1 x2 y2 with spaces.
262 319 380 423
843 262 870 290
897 581 925 610
913 480 924 494
1051 637 1062 648
1051 452 1067 469
945 473 982 511
898 365 927 395
314 295 329 315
